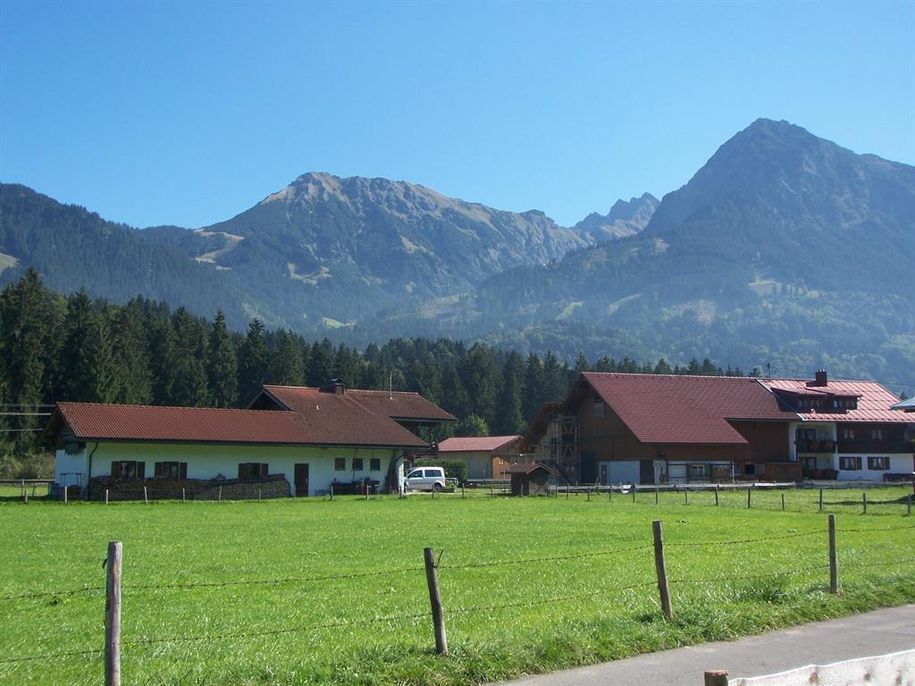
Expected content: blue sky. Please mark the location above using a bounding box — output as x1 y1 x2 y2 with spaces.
1 1 913 229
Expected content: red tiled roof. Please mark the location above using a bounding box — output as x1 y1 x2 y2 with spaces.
54 403 312 444
438 435 522 453
53 397 428 448
762 379 908 423
262 385 456 423
581 373 797 445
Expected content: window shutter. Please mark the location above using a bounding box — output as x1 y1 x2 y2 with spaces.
260 463 268 478
154 462 162 478
138 462 146 479
179 462 188 479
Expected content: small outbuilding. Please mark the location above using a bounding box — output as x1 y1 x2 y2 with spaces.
505 462 556 496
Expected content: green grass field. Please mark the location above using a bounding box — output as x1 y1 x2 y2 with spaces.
0 490 913 685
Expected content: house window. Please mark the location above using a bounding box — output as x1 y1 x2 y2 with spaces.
370 458 381 471
839 456 862 471
154 461 188 479
687 463 708 479
592 398 604 418
238 463 268 480
111 461 145 480
352 458 364 471
841 427 855 441
867 456 890 470
334 457 346 471
871 428 883 441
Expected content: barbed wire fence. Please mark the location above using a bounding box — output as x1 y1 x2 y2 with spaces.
2 515 913 685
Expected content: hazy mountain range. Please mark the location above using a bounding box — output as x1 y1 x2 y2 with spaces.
1 118 913 383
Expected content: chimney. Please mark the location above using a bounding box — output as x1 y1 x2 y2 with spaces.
320 378 345 394
811 370 828 387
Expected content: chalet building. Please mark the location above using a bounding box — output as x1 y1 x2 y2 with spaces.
521 371 913 485
47 380 454 499
437 435 522 480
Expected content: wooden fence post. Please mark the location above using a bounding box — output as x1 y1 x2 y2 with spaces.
63 484 68 504
461 483 465 499
182 487 186 502
105 489 109 505
908 494 912 516
566 484 570 499
704 670 729 686
828 513 839 594
632 485 636 504
747 487 751 509
423 547 448 655
652 520 673 620
655 485 659 505
218 486 222 502
143 485 148 504
587 487 591 502
105 541 123 686
715 484 719 506
862 492 867 515
819 488 823 512
684 488 688 505
781 493 785 511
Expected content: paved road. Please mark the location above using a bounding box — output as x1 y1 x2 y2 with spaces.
494 604 915 686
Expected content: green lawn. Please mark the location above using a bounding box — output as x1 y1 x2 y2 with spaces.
0 492 912 685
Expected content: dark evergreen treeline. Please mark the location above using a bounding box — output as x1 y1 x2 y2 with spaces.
0 270 747 477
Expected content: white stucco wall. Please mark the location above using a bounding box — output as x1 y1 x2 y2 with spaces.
834 453 914 482
55 442 401 496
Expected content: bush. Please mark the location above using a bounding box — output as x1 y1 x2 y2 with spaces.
415 458 467 484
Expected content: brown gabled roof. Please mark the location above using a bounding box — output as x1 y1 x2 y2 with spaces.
505 462 556 476
438 435 522 453
52 403 312 444
261 385 456 423
51 398 428 449
581 372 797 445
762 379 908 423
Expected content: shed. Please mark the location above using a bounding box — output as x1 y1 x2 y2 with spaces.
505 462 556 496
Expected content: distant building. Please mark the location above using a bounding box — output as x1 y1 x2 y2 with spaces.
521 371 913 484
46 380 454 499
437 435 523 480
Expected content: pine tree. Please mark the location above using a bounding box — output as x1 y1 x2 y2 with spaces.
170 308 210 407
522 353 545 422
270 330 305 386
238 319 268 402
207 311 238 407
149 315 178 404
306 338 334 386
494 351 524 434
0 269 61 453
57 290 98 401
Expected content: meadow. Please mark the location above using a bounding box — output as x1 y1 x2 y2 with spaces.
0 488 912 685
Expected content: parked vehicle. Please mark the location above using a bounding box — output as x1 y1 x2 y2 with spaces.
404 466 447 492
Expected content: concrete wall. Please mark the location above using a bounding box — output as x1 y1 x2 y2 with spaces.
55 442 401 496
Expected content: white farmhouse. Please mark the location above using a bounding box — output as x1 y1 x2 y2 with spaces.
46 380 454 499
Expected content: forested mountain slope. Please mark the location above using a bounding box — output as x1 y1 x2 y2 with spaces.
381 120 915 381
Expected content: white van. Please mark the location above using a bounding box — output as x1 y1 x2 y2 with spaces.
404 466 447 492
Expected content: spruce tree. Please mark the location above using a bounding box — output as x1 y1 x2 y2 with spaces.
110 302 153 405
238 319 268 402
494 350 525 435
170 308 210 407
207 311 238 407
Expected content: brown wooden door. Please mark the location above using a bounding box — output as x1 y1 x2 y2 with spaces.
294 463 309 496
